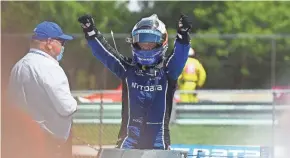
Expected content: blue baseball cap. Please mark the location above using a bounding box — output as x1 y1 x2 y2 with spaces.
32 21 73 41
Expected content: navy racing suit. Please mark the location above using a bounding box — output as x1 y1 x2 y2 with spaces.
86 32 190 150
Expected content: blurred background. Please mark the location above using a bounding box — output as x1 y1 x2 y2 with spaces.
2 1 290 157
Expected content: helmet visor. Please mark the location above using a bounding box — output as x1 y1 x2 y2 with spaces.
132 29 163 44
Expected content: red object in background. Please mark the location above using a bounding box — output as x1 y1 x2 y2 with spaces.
2 105 47 158
79 84 122 103
78 84 181 103
272 86 290 104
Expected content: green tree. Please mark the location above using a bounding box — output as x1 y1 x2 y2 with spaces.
1 1 132 33
1 1 133 90
138 1 290 88
4 1 290 89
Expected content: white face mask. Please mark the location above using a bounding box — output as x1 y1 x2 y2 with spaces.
56 46 64 61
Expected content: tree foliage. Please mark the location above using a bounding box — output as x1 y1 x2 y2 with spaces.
140 1 290 88
1 1 132 33
2 1 290 89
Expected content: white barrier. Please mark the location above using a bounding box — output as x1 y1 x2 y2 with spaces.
72 89 290 125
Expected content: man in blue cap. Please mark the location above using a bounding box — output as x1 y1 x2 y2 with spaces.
7 21 77 158
31 21 73 61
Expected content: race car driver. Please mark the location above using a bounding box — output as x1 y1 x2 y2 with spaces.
178 48 206 103
78 14 192 150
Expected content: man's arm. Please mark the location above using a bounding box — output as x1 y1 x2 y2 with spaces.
166 14 192 80
166 41 190 80
41 65 77 117
78 15 127 78
86 33 127 78
197 61 207 87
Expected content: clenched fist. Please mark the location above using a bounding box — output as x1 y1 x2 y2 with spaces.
78 14 98 39
176 14 192 44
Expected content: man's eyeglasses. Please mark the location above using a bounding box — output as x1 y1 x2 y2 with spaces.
53 38 66 46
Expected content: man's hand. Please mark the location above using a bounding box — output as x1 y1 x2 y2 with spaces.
176 14 192 44
78 14 98 39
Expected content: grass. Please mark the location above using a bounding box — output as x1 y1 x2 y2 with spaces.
72 124 274 146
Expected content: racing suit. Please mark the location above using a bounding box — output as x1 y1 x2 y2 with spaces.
86 33 190 149
178 57 206 103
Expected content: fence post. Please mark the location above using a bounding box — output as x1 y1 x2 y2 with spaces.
271 91 277 158
99 90 103 149
100 68 108 149
271 38 277 88
270 38 277 158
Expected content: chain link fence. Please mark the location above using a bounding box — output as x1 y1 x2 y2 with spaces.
2 33 290 157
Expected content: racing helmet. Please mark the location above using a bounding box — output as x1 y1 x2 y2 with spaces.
130 14 168 66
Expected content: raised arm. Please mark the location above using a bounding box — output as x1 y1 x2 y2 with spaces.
78 15 128 78
87 32 128 78
166 40 190 80
165 14 192 80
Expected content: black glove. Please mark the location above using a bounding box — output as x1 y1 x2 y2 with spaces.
78 14 98 39
176 14 192 44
